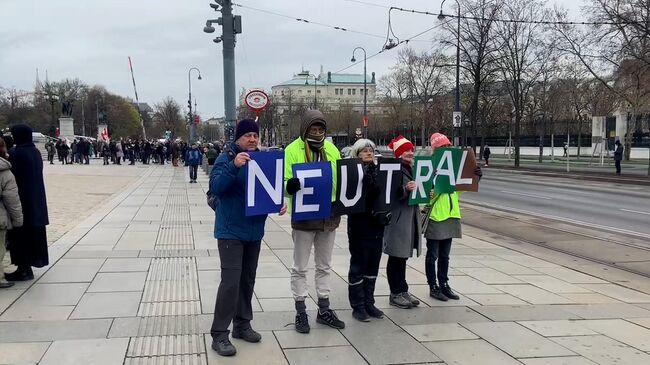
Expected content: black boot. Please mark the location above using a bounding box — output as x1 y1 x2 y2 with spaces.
430 284 448 302
441 283 460 300
362 277 383 318
5 266 34 282
352 306 370 322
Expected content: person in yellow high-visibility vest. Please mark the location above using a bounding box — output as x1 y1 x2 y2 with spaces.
424 133 482 302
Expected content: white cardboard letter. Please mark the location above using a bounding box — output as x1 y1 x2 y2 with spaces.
433 151 456 186
339 163 364 207
380 163 401 205
294 169 321 213
411 159 433 200
246 159 284 208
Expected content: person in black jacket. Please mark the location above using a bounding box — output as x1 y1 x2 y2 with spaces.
614 140 624 175
5 124 49 281
346 138 387 322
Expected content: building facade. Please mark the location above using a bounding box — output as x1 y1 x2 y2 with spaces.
271 69 378 114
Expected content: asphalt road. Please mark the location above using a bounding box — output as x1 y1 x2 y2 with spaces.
461 169 650 238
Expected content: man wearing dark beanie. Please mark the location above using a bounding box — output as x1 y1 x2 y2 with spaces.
209 118 287 356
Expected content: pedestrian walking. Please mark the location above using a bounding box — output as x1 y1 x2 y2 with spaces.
185 143 202 183
424 133 482 302
563 142 568 157
45 140 56 165
209 119 287 357
346 138 387 322
284 110 345 333
207 144 218 166
0 137 23 288
115 140 124 165
102 143 110 165
483 144 491 167
5 125 49 281
383 135 421 309
614 140 624 175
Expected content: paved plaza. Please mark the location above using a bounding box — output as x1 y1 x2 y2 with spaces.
1 163 650 365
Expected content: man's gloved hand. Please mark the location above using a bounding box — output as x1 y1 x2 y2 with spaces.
286 177 301 195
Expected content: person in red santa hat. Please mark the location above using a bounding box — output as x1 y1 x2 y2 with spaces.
382 135 422 309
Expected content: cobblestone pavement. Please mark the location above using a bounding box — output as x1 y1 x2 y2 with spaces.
1 164 650 365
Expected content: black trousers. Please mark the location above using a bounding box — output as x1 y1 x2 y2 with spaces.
615 160 621 174
386 255 408 294
348 238 382 308
189 165 198 181
211 239 261 340
425 238 453 287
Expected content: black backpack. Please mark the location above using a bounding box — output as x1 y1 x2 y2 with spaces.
206 148 236 211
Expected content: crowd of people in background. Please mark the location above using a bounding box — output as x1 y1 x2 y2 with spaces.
43 138 224 168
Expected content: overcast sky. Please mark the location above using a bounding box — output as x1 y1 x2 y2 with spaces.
1 0 581 118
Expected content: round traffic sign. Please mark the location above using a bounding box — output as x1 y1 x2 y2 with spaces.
244 89 270 112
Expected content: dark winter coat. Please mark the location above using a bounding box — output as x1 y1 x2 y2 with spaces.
614 143 624 161
347 163 386 241
210 142 267 241
8 125 49 227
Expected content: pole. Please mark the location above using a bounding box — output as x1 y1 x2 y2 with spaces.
566 131 570 172
551 133 554 161
222 0 236 140
363 52 367 139
81 98 85 136
454 2 461 146
127 56 147 140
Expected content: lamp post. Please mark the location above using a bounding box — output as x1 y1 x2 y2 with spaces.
45 91 59 136
438 0 461 147
188 67 202 142
305 73 318 109
351 47 368 138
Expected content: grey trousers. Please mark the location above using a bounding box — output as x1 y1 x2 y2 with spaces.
291 229 336 301
210 239 261 340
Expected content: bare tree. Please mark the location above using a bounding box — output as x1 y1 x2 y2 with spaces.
152 97 186 140
553 0 650 173
495 0 550 167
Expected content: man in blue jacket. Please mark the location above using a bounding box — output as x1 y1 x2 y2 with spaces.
209 119 287 357
185 142 203 183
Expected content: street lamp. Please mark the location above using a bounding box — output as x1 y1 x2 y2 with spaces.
188 67 202 142
351 46 368 139
438 0 461 147
45 91 59 136
305 73 319 109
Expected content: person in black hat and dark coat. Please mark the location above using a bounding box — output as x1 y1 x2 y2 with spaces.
5 124 49 281
209 118 287 357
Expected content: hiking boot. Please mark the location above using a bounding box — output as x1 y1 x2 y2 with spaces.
404 292 420 307
316 309 346 329
232 327 261 343
211 338 236 356
365 304 384 319
389 293 413 309
430 284 448 301
441 283 460 300
352 307 371 322
295 312 310 334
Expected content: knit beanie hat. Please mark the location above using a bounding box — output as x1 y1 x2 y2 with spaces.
388 135 414 158
235 119 259 141
430 132 451 148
